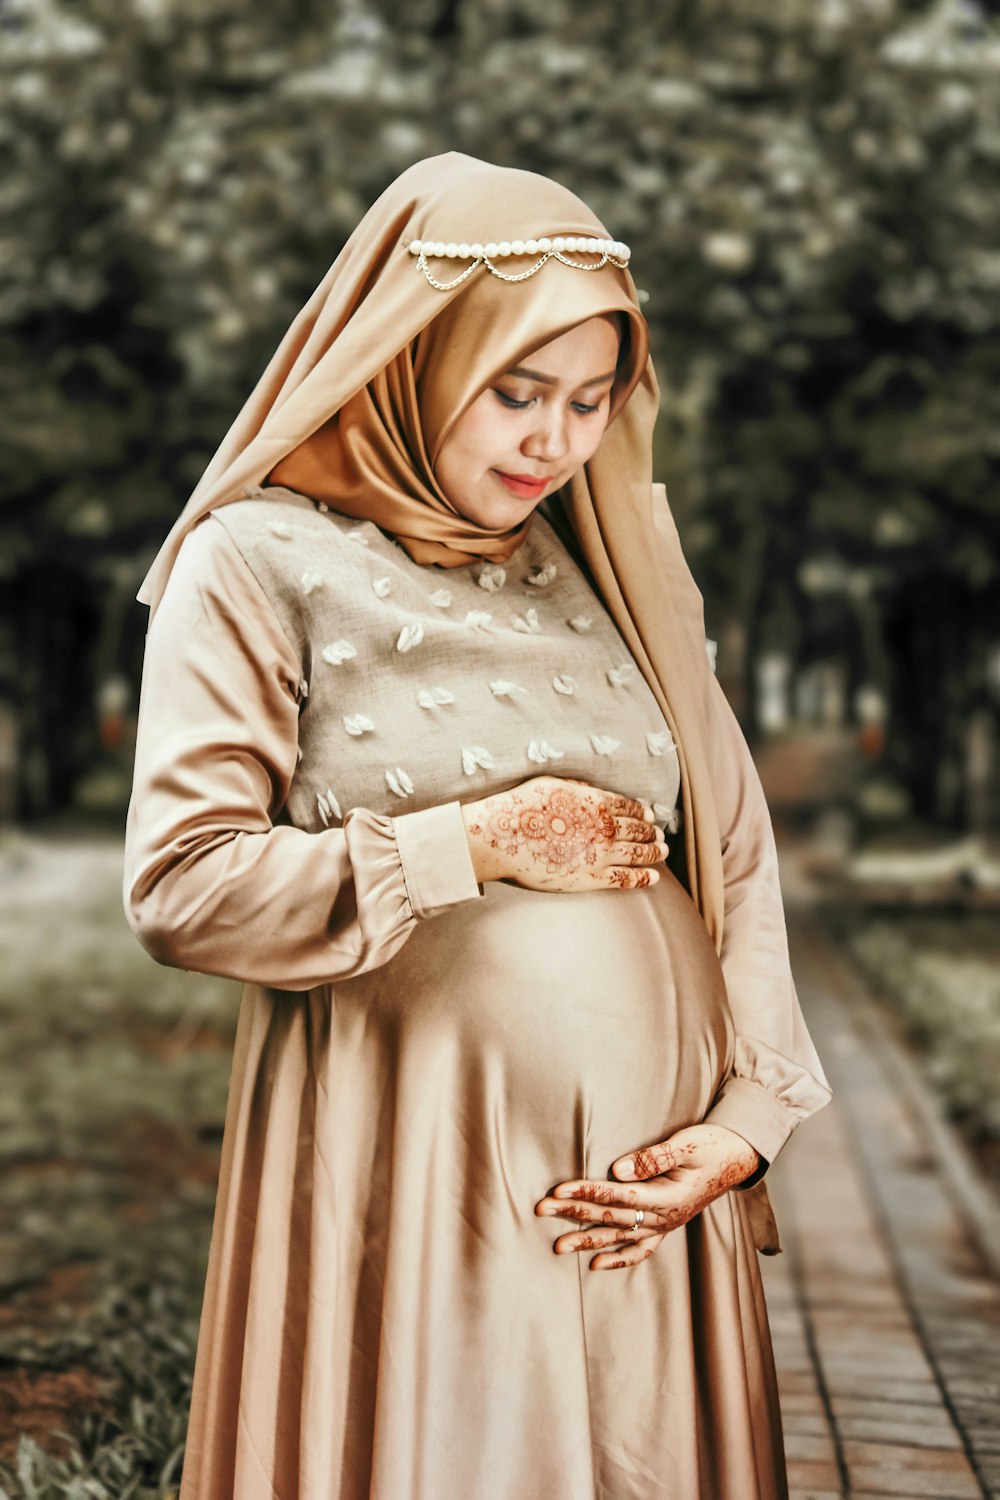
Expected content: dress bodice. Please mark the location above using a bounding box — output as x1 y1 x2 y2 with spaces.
213 484 681 835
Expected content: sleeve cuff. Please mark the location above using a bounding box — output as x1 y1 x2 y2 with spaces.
391 801 485 920
702 1077 799 1189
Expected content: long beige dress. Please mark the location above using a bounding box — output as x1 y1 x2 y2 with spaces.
124 488 831 1500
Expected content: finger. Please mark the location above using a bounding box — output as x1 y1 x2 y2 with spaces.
612 1137 700 1182
606 838 665 868
614 815 660 843
537 1195 658 1231
591 1232 666 1271
602 792 655 823
553 1223 660 1255
547 1178 641 1208
605 865 659 890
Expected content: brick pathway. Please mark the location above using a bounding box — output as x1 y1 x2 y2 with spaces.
761 909 1000 1500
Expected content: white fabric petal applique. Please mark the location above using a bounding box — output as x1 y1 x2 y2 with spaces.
315 500 329 513
301 569 326 595
476 563 507 592
607 662 638 688
552 674 576 695
347 526 370 546
525 562 557 588
511 608 542 635
343 713 375 736
645 729 676 757
653 802 680 834
706 638 718 673
385 766 414 797
527 738 565 764
316 787 343 825
396 622 425 652
490 680 528 699
568 615 593 633
465 610 494 632
417 686 456 708
298 678 309 701
429 588 453 608
372 576 392 598
268 520 293 540
590 734 622 756
461 746 496 776
321 640 357 666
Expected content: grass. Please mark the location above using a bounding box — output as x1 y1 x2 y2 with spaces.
0 826 238 1495
825 906 1000 1156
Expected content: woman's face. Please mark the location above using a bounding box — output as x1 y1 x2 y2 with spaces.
433 316 621 530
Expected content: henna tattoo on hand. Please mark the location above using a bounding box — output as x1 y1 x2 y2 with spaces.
471 785 618 877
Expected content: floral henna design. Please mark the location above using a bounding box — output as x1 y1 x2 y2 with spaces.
710 1150 760 1194
607 865 654 889
471 786 618 877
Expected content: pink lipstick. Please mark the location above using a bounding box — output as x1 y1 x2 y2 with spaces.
493 470 549 500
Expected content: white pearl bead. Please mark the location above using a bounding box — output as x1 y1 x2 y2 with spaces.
431 241 445 257
537 237 552 252
525 239 539 254
458 243 470 258
470 243 484 258
484 243 499 258
586 237 599 252
408 239 422 254
552 237 566 252
511 239 525 255
497 241 512 256
444 242 458 257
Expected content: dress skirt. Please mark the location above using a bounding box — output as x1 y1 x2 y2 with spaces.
178 866 788 1500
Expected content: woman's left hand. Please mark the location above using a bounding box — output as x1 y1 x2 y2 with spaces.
534 1123 762 1271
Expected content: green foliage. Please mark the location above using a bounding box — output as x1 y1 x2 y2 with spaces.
839 910 1000 1139
2 0 999 811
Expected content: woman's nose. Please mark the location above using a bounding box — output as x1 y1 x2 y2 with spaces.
523 408 569 463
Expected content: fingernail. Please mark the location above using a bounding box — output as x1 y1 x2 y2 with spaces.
643 807 655 822
613 1158 635 1179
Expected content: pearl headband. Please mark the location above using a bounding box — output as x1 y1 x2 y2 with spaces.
407 235 632 291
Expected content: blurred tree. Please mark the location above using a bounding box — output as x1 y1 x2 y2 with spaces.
1 0 997 822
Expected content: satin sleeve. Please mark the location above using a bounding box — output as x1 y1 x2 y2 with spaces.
123 515 484 991
700 671 833 1186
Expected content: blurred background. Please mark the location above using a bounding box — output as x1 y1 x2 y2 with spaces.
1 0 998 1492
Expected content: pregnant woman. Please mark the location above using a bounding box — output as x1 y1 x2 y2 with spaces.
124 152 832 1499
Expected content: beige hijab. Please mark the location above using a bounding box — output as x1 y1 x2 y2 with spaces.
138 151 725 949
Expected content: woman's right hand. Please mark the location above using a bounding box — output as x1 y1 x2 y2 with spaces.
460 776 668 893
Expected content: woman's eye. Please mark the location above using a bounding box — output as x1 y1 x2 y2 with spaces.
494 389 602 415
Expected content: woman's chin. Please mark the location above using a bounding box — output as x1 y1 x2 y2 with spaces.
457 490 544 530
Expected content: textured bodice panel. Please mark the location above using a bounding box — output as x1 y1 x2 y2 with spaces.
213 485 681 834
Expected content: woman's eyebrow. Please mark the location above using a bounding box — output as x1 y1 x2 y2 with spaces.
506 366 618 387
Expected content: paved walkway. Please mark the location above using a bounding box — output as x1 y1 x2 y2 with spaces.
761 907 1000 1500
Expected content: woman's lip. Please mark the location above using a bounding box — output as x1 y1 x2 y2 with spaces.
493 470 549 497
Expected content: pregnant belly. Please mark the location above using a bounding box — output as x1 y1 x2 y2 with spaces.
334 869 735 1170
